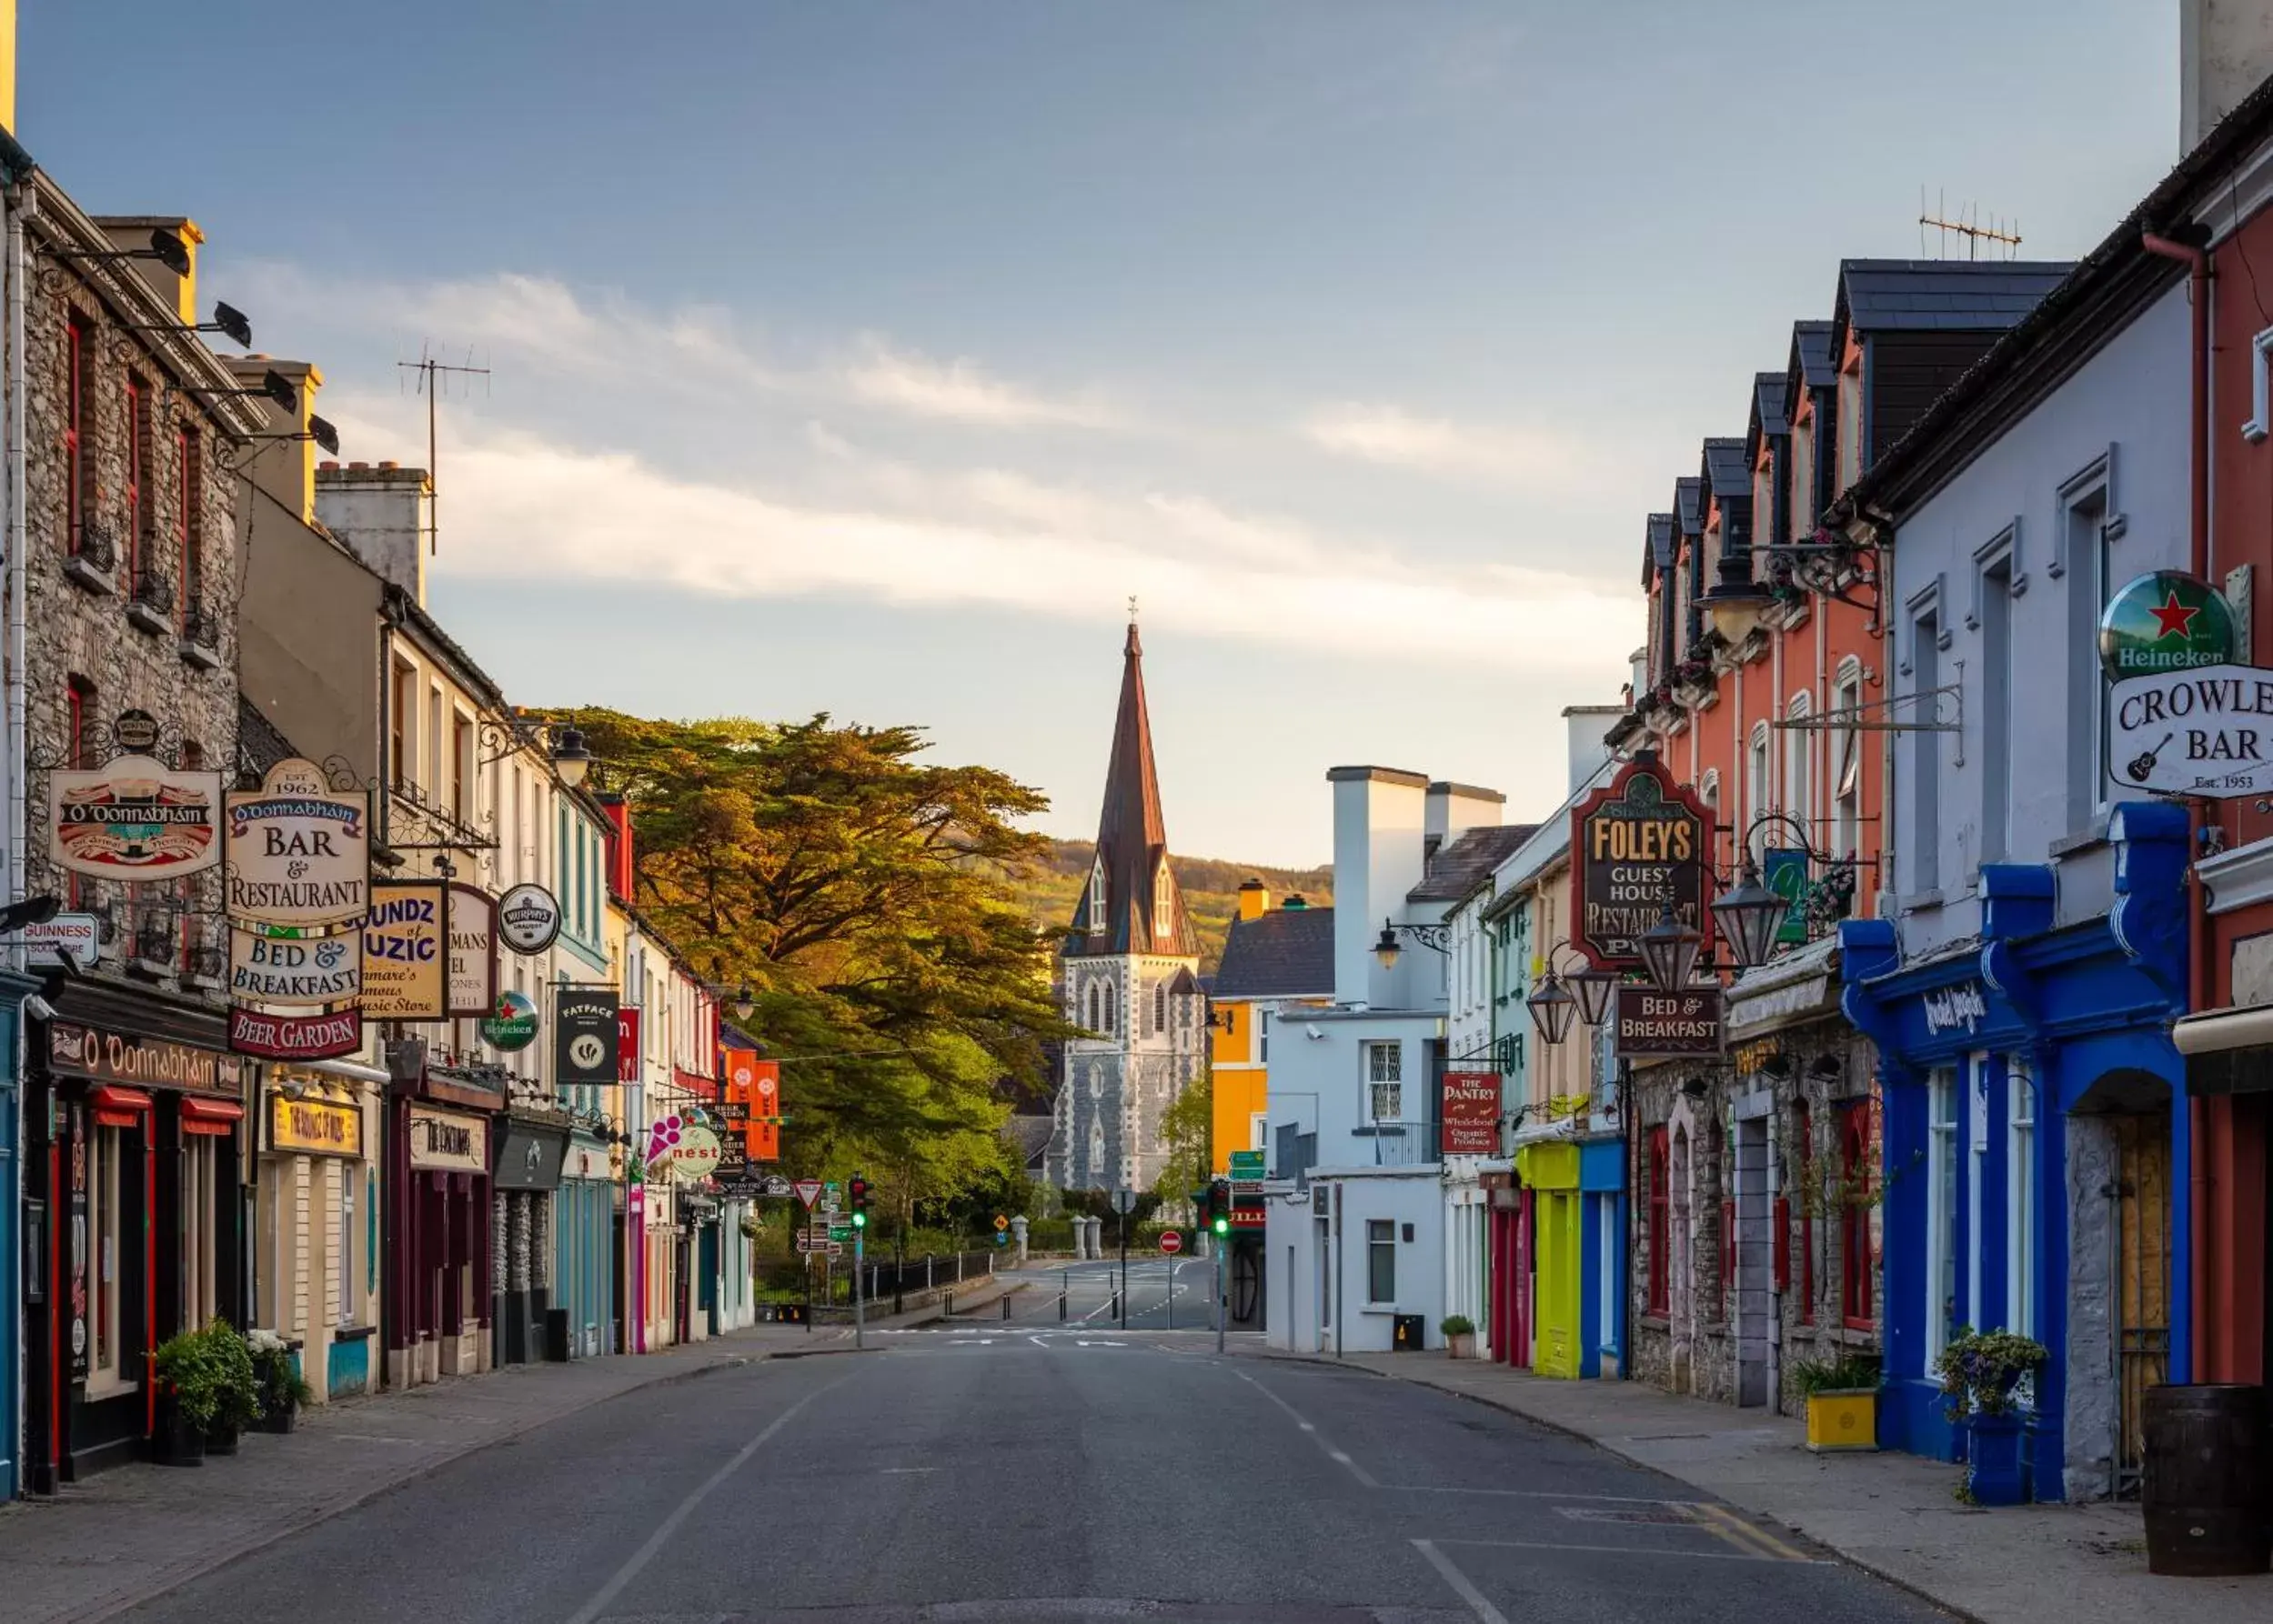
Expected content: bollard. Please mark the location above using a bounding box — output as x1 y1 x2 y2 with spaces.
1001 1293 1011 1321
1011 1215 1029 1265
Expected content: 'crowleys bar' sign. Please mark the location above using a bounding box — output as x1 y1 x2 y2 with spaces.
1569 754 1714 973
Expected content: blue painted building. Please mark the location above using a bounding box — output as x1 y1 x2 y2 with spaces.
1831 218 2198 1499
1843 805 2190 1499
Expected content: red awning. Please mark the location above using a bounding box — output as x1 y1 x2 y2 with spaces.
181 1097 245 1136
91 1085 154 1128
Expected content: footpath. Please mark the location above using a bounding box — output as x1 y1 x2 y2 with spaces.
0 1280 1013 1624
1241 1344 2271 1624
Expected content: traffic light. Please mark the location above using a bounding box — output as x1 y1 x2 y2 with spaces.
1210 1178 1231 1238
848 1175 870 1228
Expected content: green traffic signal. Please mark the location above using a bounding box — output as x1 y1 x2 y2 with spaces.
1211 1215 1229 1236
851 1210 868 1228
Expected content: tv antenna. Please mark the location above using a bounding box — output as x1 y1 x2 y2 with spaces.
397 343 491 555
1919 188 2023 262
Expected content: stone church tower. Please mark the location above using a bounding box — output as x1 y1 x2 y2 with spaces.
1046 621 1204 1196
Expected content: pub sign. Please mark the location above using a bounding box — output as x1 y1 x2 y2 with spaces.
1569 754 1714 972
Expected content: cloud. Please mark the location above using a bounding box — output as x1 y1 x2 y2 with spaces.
1301 401 1601 489
842 336 1119 428
323 396 1634 677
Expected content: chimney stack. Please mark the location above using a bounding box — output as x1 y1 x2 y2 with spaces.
316 461 432 605
1563 704 1627 795
2183 1 2273 149
1238 877 1270 920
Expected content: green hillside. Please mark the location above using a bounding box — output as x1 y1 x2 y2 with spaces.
1006 839 1332 972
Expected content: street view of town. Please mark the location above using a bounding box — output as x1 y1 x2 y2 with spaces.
3 4 2273 1622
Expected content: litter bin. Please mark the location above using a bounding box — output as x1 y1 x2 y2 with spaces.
544 1308 571 1363
2142 1384 2270 1576
1392 1313 1425 1351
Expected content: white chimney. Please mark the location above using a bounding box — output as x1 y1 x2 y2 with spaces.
316 462 432 605
1329 766 1429 1008
1564 705 1626 796
1424 780 1504 856
2183 0 2273 150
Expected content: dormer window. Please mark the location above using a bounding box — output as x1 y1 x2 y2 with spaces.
1087 858 1106 934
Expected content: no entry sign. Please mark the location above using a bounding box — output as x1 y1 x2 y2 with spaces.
1159 1231 1184 1255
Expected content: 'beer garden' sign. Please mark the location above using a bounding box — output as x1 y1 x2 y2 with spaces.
1569 755 1714 972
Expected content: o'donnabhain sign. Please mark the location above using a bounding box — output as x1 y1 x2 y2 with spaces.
2099 571 2237 680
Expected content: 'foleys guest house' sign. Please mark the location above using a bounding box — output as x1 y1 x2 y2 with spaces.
224 757 370 927
1569 753 1714 972
49 753 222 880
361 882 448 1019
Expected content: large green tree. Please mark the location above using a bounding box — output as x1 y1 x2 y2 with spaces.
551 708 1076 1218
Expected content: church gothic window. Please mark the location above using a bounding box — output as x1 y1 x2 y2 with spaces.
1153 982 1167 1033
1088 859 1106 934
1154 860 1173 937
1100 980 1115 1035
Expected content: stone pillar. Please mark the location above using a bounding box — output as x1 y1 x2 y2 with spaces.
1011 1215 1029 1264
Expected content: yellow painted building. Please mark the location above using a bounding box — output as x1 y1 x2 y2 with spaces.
1208 882 1333 1173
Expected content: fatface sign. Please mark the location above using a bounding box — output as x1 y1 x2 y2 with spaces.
229 927 361 1007
447 884 498 1016
361 882 448 1019
49 754 222 880
556 987 619 1088
1614 986 1725 1059
497 882 563 956
408 1107 489 1174
2098 571 2238 680
224 758 370 927
267 1092 364 1158
230 1007 363 1061
1439 1070 1502 1156
1570 755 1714 971
2108 662 2273 797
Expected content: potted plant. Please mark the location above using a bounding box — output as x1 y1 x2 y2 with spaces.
249 1329 312 1434
200 1320 262 1454
151 1327 226 1466
1441 1315 1477 1359
1935 1326 2048 1506
1790 1352 1879 1452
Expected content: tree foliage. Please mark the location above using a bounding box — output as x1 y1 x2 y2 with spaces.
1153 1068 1212 1209
550 708 1077 1218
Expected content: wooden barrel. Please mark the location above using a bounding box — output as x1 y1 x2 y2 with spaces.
2143 1385 2271 1577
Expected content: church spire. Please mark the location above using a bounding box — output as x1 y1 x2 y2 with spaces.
1070 615 1195 957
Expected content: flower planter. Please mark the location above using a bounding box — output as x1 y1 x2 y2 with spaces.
1966 1413 2027 1506
258 1398 298 1435
1446 1332 1477 1360
151 1393 206 1468
1804 1388 1877 1453
205 1421 242 1457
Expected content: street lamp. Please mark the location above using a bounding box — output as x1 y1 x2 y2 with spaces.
1524 974 1577 1046
1636 905 1703 991
550 726 594 788
1373 921 1402 970
1565 965 1618 1028
1373 918 1451 970
1711 860 1789 972
732 984 755 1022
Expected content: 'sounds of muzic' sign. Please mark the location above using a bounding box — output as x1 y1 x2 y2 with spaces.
225 757 370 927
361 882 448 1019
1569 755 1713 971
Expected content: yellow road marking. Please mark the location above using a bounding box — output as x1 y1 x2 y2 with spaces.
1686 1501 1810 1562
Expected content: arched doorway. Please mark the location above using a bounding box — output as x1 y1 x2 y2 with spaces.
2071 1066 2173 1499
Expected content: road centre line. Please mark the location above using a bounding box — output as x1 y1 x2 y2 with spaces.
1233 1371 1379 1488
561 1372 852 1624
1411 1539 1510 1624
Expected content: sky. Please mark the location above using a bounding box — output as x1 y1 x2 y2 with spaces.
21 2 2180 866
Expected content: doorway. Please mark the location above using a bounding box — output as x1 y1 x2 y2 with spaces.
2112 1111 2171 1498
1734 1110 1772 1407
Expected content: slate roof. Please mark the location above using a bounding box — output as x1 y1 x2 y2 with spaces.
1406 825 1540 903
1213 906 1336 999
1791 320 1837 389
1701 436 1749 499
1642 512 1675 586
1835 260 2075 335
1752 373 1789 439
1674 476 1705 537
236 692 300 780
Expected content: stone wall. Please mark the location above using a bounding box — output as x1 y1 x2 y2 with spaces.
24 202 245 987
1628 1014 1882 1417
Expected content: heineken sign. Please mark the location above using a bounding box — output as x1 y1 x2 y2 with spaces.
1569 754 1714 973
2098 571 2237 679
480 988 539 1052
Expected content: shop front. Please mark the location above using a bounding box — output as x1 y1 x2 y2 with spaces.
1513 1135 1624 1378
1482 1168 1528 1367
25 994 249 1489
384 1047 501 1389
555 1129 616 1357
491 1106 568 1365
0 964 42 1500
256 1058 385 1402
1840 804 2192 1502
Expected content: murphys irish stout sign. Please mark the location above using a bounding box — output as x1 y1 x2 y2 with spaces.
225 757 370 927
1569 755 1713 972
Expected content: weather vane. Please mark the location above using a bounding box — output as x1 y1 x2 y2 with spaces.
1128 594 1139 624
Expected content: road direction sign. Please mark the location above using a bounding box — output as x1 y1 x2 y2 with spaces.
829 1224 852 1242
992 1213 1010 1231
795 1178 823 1208
1231 1179 1264 1197
1159 1230 1183 1255
1110 1188 1138 1215
1228 1150 1265 1179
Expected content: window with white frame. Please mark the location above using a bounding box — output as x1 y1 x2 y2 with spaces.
1088 860 1106 934
1364 1040 1403 1122
87 1121 129 1393
1966 1053 1989 1333
182 1133 219 1330
2007 1058 2037 1339
1153 860 1174 938
1250 1112 1269 1151
2064 477 2112 824
1926 1068 1957 1365
1746 723 1772 855
1784 692 1813 839
1366 1218 1397 1304
1700 767 1720 820
1260 1008 1271 1062
1831 659 1864 857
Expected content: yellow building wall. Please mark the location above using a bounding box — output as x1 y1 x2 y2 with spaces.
1517 1141 1583 1378
1212 1062 1266 1174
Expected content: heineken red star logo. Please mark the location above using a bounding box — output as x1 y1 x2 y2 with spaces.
2148 589 2199 640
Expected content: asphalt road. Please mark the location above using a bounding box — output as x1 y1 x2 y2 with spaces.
984 1257 1220 1330
118 1332 1945 1624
